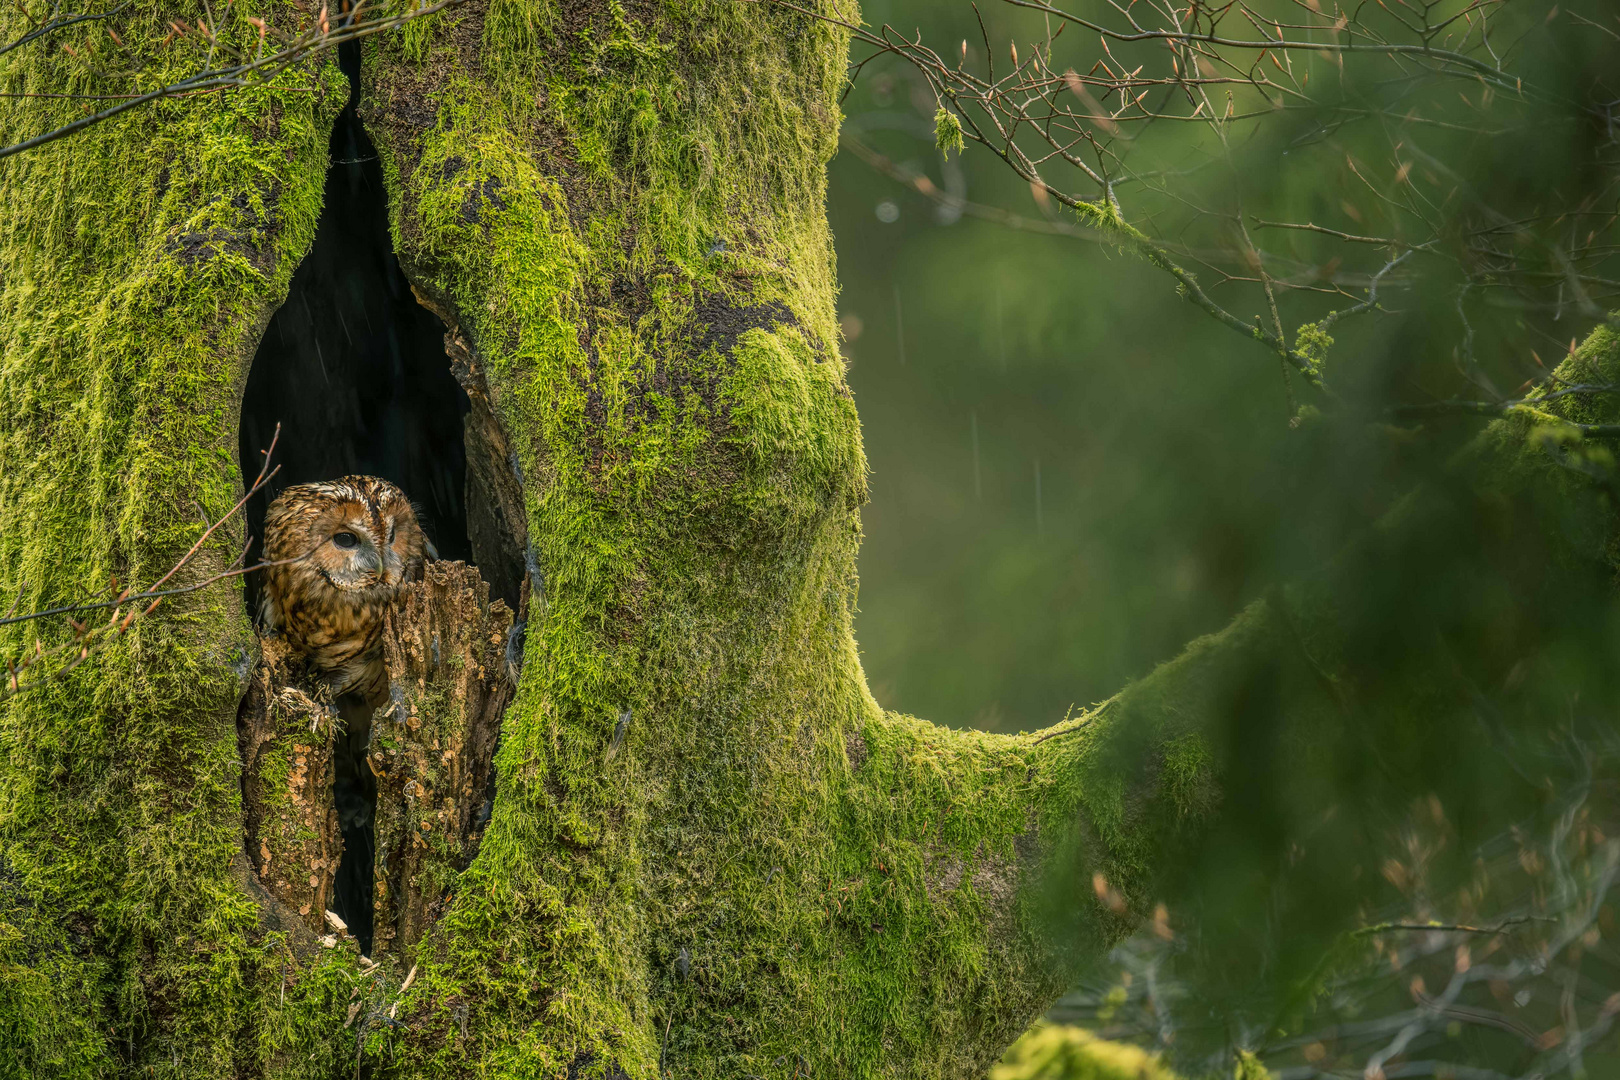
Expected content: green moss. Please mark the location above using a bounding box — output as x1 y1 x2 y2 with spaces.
719 326 863 519
1475 314 1620 572
1160 734 1217 820
935 106 965 156
990 1023 1179 1080
1232 1050 1273 1080
1291 320 1332 378
0 876 109 1077
0 2 358 1072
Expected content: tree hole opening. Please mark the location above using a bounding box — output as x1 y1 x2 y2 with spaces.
238 42 478 957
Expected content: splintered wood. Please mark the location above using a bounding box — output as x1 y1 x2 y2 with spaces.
237 560 513 956
238 638 341 936
370 561 513 956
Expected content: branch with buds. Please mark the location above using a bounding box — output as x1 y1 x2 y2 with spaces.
1050 745 1620 1078
793 0 1620 411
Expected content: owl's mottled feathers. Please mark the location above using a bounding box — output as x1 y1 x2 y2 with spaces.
260 476 435 701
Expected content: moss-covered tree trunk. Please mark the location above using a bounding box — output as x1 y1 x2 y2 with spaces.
3 0 1620 1077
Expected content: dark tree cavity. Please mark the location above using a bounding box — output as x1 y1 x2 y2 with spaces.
237 44 475 957
239 42 472 574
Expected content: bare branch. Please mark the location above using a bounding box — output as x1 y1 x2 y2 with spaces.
0 0 130 60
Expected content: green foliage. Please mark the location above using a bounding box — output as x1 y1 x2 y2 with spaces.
934 106 964 157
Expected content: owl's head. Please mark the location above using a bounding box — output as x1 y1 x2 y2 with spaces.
262 476 437 601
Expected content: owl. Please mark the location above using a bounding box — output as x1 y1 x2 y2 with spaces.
259 476 436 702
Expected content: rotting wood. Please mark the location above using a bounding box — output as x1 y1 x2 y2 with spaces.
370 560 514 957
237 637 342 938
237 560 515 956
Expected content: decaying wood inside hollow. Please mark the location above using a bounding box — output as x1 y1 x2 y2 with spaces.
238 560 514 956
414 281 529 612
237 639 342 939
370 560 514 956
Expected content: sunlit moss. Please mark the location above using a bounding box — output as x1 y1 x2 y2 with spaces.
990 1023 1179 1080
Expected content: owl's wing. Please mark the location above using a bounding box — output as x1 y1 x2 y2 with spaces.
406 499 439 562
256 591 280 635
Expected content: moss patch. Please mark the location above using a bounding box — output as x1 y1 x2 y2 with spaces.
990 1023 1180 1080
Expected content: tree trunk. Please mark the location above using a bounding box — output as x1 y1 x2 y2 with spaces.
2 0 1619 1076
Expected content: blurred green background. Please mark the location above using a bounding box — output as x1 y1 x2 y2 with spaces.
831 2 1350 734
829 0 1619 727
826 0 1620 1074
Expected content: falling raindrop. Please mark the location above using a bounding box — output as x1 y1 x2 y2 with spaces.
875 200 900 223
971 411 982 501
995 288 1007 374
894 284 906 367
1034 456 1043 534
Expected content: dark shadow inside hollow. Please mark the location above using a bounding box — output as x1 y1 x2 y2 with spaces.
238 42 469 956
239 48 472 574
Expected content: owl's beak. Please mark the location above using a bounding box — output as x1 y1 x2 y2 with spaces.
354 547 383 578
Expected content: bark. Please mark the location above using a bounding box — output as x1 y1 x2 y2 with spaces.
369 561 513 958
1 0 1618 1077
239 641 345 940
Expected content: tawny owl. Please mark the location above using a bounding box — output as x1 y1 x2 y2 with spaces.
259 476 436 702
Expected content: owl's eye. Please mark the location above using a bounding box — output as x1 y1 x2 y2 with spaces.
332 532 360 549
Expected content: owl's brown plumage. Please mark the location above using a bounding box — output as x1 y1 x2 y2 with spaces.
260 476 436 701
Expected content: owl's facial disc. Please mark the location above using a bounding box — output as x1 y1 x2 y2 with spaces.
320 521 389 591
261 478 429 640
